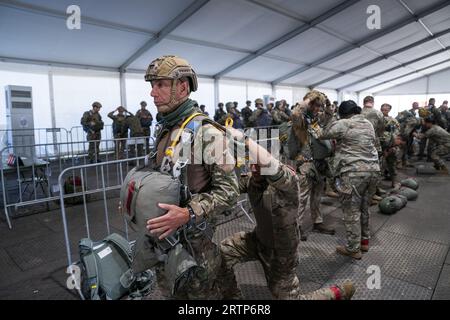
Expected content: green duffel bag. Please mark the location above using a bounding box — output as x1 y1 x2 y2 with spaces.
400 178 419 190
379 195 407 215
397 187 418 201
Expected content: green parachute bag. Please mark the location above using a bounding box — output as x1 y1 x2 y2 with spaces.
379 195 407 215
400 178 419 190
120 167 182 273
397 187 418 201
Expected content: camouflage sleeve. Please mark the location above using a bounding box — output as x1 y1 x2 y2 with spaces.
188 125 239 220
238 175 250 194
272 110 281 124
319 119 347 140
80 111 90 126
266 164 298 194
107 111 115 121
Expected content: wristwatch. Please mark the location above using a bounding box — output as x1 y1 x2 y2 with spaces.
187 205 196 228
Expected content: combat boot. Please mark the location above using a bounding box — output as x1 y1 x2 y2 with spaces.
312 223 335 235
332 280 356 300
437 166 449 175
361 239 369 252
336 246 362 260
299 225 307 241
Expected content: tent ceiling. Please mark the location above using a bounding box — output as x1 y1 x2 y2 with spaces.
0 0 449 92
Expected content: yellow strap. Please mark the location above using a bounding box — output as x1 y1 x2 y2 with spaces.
165 112 204 157
225 117 233 127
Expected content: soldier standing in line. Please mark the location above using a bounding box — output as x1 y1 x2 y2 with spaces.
214 102 226 123
136 101 153 154
380 103 401 188
241 100 253 128
81 101 104 163
290 91 336 241
108 106 129 159
319 100 380 259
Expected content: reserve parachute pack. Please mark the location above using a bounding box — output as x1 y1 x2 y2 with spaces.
379 195 407 215
396 187 418 201
78 233 154 300
400 178 419 190
279 122 333 160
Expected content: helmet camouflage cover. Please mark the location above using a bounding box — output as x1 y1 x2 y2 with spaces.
303 90 328 107
418 107 430 118
145 55 198 92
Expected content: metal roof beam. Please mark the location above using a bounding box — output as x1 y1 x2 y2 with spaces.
272 0 450 85
372 64 450 95
119 0 210 71
357 58 450 93
311 28 450 88
338 46 450 91
213 0 360 78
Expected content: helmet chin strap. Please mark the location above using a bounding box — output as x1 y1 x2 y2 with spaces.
159 79 189 114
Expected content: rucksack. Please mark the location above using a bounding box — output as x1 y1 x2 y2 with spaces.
78 233 154 300
379 195 407 215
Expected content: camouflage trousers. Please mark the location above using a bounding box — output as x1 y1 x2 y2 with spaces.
430 144 450 167
218 231 340 300
143 128 151 153
151 235 223 300
339 172 380 252
113 134 127 159
382 150 397 180
297 162 324 226
87 132 101 162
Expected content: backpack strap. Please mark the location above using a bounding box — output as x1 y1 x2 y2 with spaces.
104 233 133 263
79 238 101 300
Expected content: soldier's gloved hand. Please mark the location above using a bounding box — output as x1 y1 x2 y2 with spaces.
146 203 189 240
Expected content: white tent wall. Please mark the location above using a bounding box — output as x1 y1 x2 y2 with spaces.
218 79 248 108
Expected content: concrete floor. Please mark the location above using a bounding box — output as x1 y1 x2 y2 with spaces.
0 161 449 300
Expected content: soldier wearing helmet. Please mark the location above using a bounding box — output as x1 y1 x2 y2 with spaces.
136 101 153 152
140 55 239 299
290 90 336 240
81 101 104 163
108 106 131 159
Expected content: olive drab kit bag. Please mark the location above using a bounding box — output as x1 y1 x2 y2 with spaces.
77 233 154 300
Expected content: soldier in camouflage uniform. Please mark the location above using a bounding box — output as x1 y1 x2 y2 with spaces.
218 132 355 300
241 100 253 128
81 101 104 163
108 106 129 159
220 102 244 129
380 104 401 187
416 116 450 174
125 112 145 159
142 55 239 299
361 96 384 202
396 106 421 167
214 103 226 123
136 101 153 153
291 91 335 241
249 98 273 127
272 100 291 125
319 100 380 259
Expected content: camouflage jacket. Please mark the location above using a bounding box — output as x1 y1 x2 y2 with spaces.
396 110 420 137
81 110 104 133
424 125 450 147
271 108 291 125
241 106 253 127
125 115 144 137
362 107 384 152
136 109 153 128
380 116 400 149
239 164 299 250
320 114 380 175
154 110 239 223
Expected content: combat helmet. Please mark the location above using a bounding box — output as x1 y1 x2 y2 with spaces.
418 107 430 118
145 55 198 92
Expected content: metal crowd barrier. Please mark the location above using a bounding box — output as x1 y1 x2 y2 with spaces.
58 157 147 266
0 136 154 229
